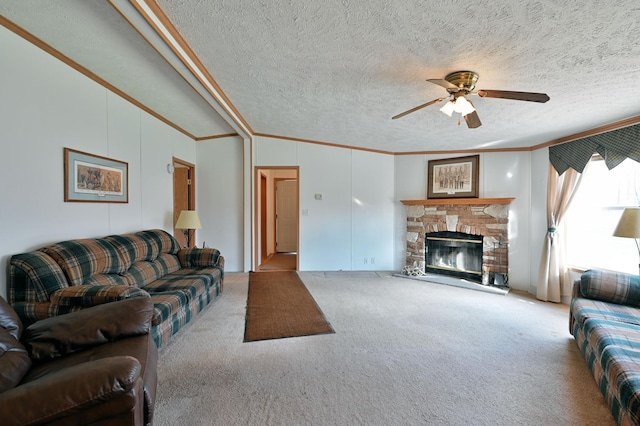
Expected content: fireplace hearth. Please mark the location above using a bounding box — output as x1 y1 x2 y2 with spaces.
425 231 483 282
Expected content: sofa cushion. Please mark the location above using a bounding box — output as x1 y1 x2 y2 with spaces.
23 297 154 360
0 328 31 394
0 297 31 393
121 254 182 288
43 239 126 286
9 252 69 303
572 298 640 331
171 267 222 287
135 230 180 259
178 248 221 268
2 356 144 425
144 275 209 300
583 318 640 357
600 344 640 426
0 296 24 341
83 273 131 287
580 269 640 307
50 285 150 307
21 333 157 425
106 230 177 263
149 292 189 326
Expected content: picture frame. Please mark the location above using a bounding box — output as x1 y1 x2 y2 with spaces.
427 154 479 199
64 148 128 203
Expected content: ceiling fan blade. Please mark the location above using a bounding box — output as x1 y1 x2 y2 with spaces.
476 90 550 103
426 79 459 91
391 97 448 120
464 110 482 128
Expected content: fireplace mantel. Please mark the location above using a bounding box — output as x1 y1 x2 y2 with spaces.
401 198 514 206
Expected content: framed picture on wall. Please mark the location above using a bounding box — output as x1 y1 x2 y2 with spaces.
64 148 129 203
427 154 479 199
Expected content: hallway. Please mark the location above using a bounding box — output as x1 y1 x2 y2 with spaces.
258 253 296 271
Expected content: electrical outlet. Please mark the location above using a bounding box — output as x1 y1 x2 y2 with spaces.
371 257 375 264
364 257 368 264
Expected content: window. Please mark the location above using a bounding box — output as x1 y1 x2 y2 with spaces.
565 156 640 274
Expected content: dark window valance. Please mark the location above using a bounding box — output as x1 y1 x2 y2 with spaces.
549 123 640 174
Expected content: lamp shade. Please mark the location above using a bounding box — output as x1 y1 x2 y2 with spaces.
175 210 202 230
453 96 476 116
439 101 455 117
613 207 640 238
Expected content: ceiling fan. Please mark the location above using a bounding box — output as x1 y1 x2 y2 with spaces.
391 71 550 128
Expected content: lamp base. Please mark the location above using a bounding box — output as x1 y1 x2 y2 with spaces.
182 229 191 248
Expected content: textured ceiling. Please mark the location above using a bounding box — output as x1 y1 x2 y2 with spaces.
2 1 640 152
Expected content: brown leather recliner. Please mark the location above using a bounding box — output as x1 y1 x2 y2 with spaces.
0 295 158 426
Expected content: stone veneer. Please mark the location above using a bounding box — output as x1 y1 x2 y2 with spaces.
402 198 514 279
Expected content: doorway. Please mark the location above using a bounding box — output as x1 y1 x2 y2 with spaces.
173 157 196 248
255 167 299 271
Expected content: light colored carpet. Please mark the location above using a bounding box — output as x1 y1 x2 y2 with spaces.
155 272 615 425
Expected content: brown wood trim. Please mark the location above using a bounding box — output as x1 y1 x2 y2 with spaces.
394 146 531 155
173 157 195 169
260 173 268 263
133 0 254 135
0 15 198 141
195 133 239 141
401 198 515 205
254 133 396 155
528 115 640 151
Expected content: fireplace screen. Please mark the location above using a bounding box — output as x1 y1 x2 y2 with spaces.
425 231 483 282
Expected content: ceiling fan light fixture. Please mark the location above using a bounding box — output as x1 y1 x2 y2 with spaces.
440 100 455 117
453 96 476 116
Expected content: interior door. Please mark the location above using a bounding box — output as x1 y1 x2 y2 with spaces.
276 180 298 253
173 160 194 248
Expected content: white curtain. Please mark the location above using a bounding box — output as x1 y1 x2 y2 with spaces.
537 162 587 302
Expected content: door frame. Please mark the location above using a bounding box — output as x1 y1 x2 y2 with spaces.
260 172 268 263
173 157 196 247
254 166 299 270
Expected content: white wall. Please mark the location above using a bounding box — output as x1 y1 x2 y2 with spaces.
196 137 244 272
254 137 396 271
351 150 395 270
394 152 537 292
0 25 195 299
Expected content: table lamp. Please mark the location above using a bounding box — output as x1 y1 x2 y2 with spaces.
175 210 201 248
613 207 640 275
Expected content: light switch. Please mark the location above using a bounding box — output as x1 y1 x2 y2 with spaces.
314 194 323 200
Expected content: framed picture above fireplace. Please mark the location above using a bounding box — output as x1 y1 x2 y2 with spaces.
427 154 479 199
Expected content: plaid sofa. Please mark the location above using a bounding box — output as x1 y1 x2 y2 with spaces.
8 229 224 348
571 269 640 426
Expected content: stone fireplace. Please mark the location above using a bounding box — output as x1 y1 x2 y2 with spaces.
401 198 514 285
